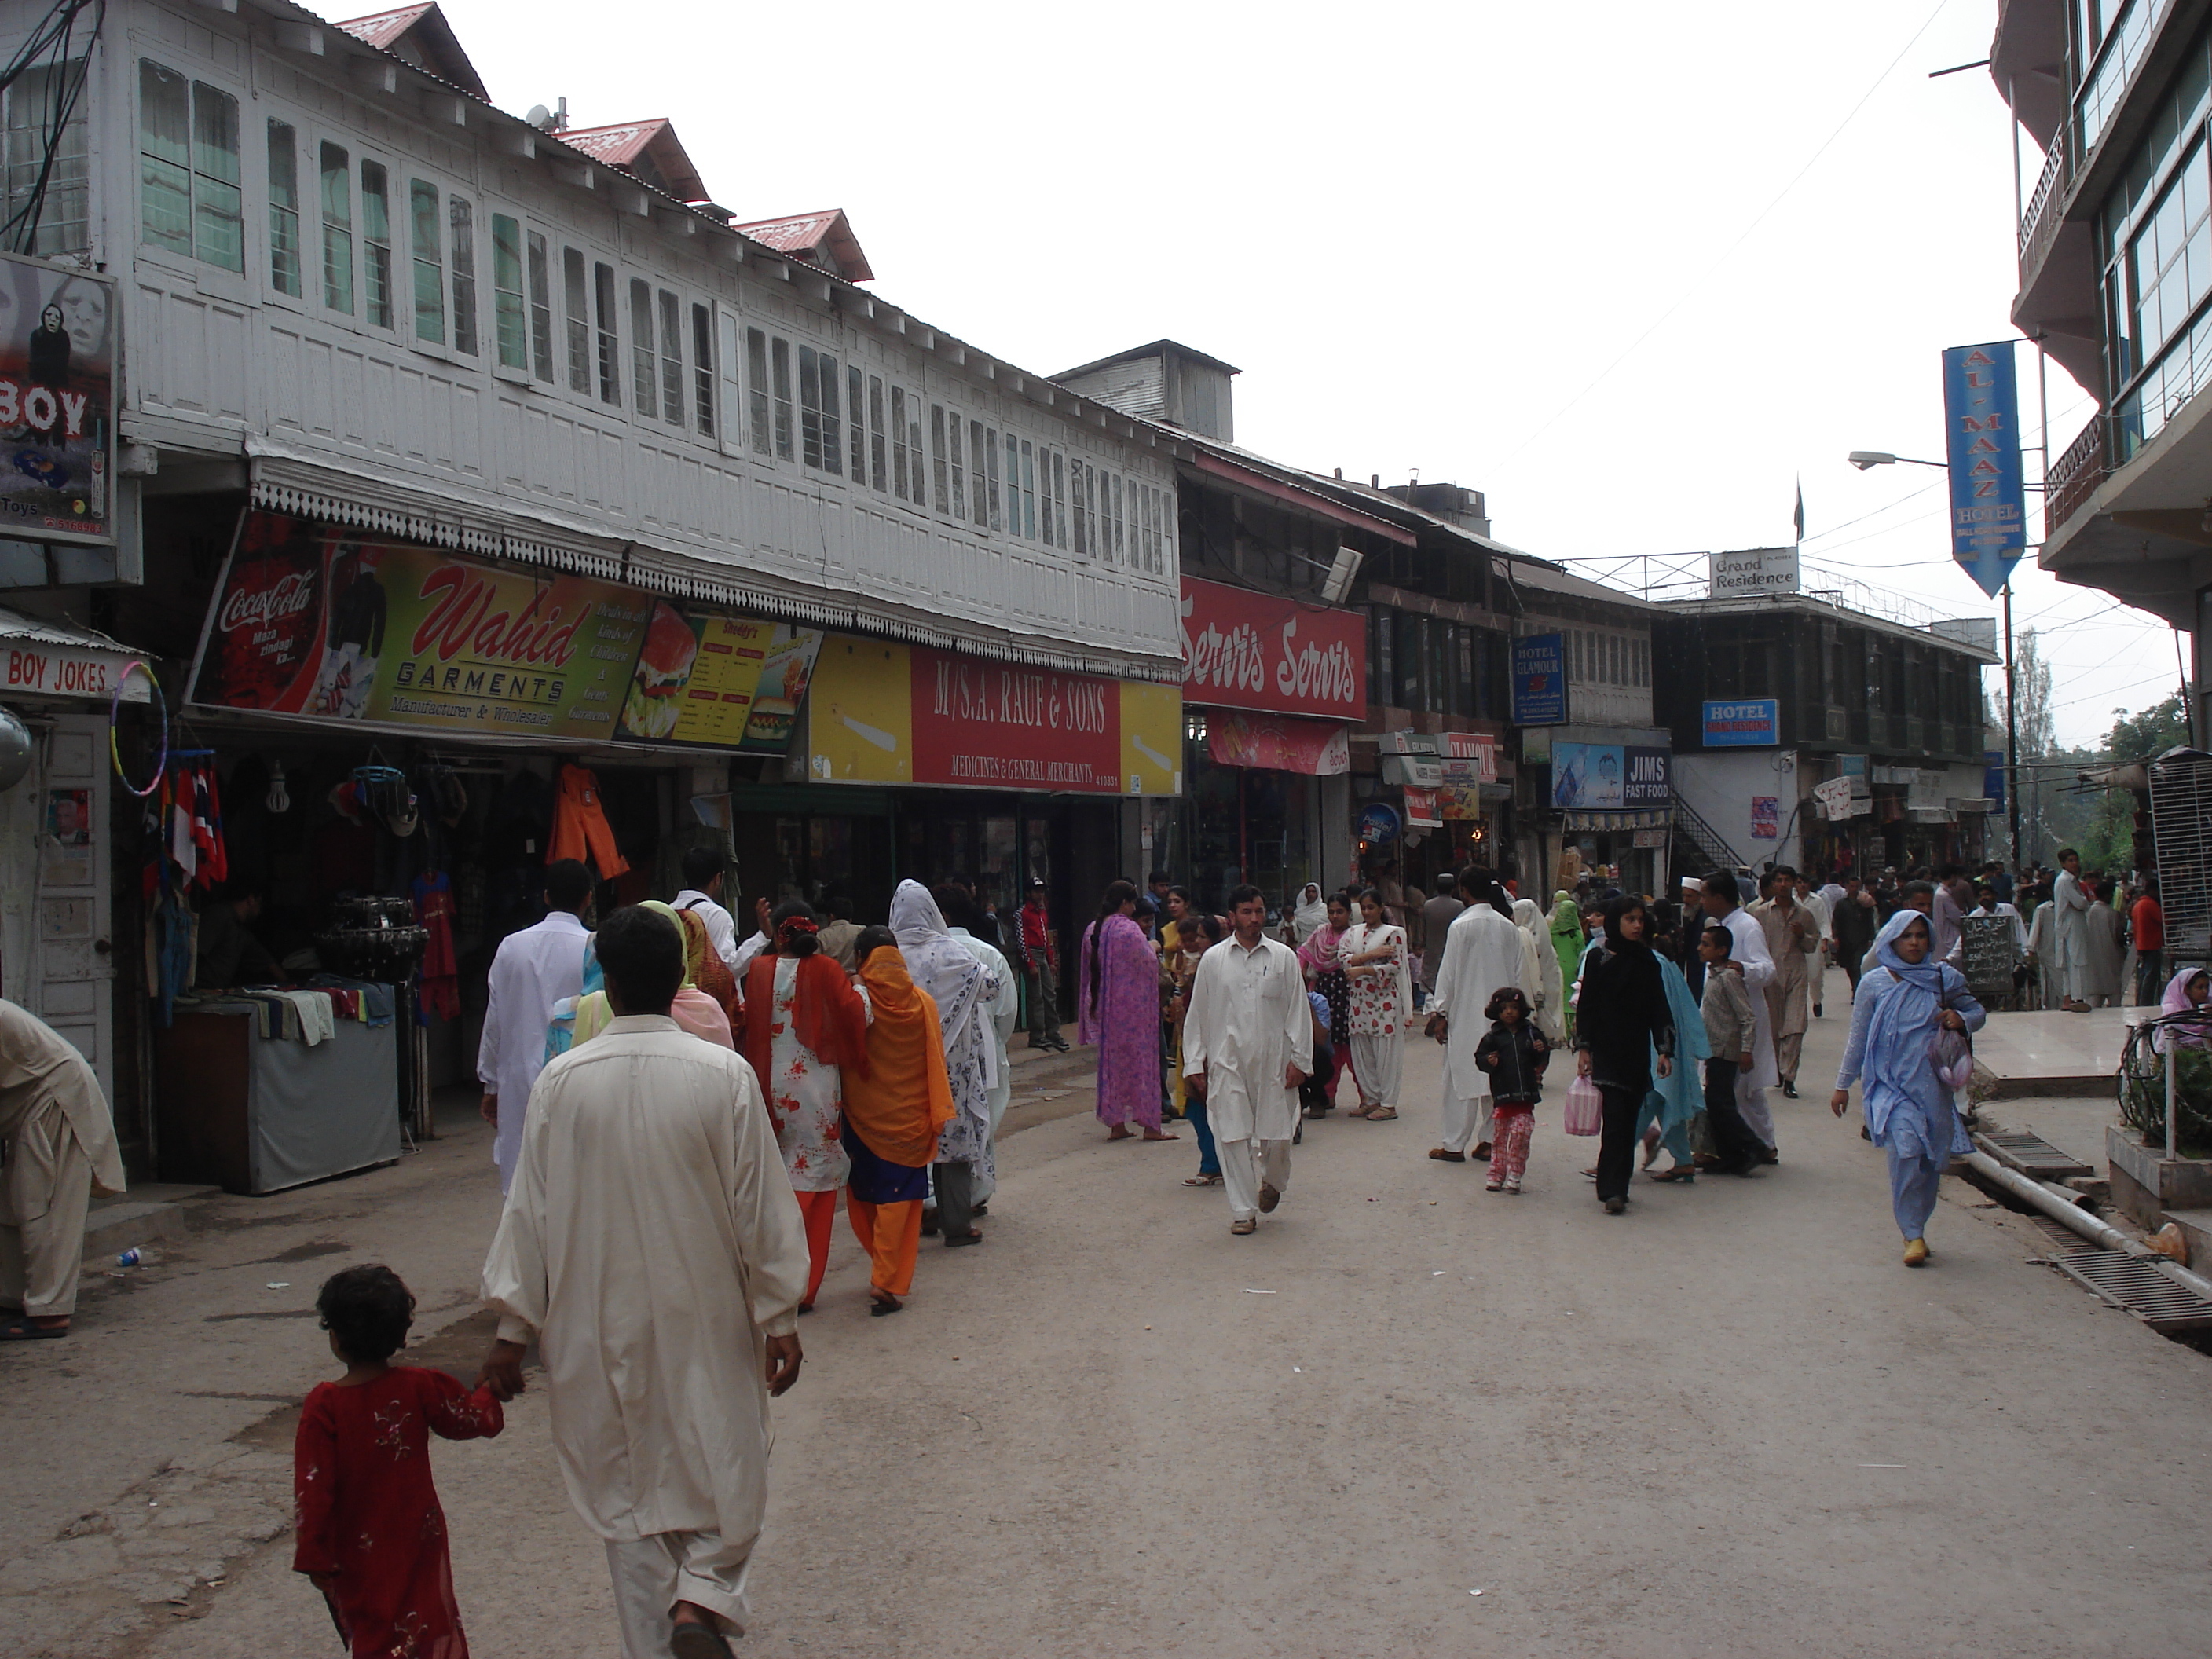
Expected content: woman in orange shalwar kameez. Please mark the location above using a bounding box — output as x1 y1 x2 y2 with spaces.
842 928 955 1315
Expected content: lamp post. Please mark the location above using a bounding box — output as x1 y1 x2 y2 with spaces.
1845 449 2023 868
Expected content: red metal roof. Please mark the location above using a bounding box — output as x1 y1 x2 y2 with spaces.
728 209 873 283
560 119 708 205
334 5 488 101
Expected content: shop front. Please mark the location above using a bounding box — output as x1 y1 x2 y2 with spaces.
799 631 1181 956
170 507 837 1180
1525 727 1674 897
1160 575 1363 910
1372 729 1511 899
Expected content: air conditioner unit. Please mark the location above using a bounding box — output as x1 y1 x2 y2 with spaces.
1320 545 1364 605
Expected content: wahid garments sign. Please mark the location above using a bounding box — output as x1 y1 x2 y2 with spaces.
1941 341 2027 600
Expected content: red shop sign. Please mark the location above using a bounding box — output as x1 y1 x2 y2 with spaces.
1180 574 1364 720
909 646 1124 793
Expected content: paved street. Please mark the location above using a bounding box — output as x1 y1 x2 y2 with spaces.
9 1004 2212 1658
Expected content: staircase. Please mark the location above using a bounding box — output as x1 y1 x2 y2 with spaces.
1670 790 1745 877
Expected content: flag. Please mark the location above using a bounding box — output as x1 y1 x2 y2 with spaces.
1793 478 1805 544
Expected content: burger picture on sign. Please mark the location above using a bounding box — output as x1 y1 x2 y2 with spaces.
621 602 700 741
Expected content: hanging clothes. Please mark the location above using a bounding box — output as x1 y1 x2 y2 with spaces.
548 763 629 879
412 870 461 1023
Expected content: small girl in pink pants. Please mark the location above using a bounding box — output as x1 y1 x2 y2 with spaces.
1474 988 1549 1192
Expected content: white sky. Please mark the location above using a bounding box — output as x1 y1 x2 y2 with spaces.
439 0 2174 749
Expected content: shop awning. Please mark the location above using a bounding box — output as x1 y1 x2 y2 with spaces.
0 607 150 703
1206 711 1350 775
1561 809 1671 832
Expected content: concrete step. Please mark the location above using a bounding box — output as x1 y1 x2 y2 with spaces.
83 1183 218 1258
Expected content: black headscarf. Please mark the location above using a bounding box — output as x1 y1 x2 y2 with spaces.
1600 895 1651 955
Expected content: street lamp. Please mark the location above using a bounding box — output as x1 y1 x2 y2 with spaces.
1847 451 1949 470
1843 446 2024 866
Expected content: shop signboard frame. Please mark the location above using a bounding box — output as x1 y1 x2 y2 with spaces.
0 251 115 548
1702 698 1780 748
1180 574 1365 720
1510 632 1566 725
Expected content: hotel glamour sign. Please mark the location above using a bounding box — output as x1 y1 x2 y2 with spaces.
1180 574 1365 720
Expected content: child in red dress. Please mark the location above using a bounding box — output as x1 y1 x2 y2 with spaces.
293 1265 504 1657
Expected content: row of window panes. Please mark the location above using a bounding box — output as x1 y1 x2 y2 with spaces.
743 323 1166 567
1569 628 1647 689
1366 607 1508 719
142 58 1168 558
2 62 90 257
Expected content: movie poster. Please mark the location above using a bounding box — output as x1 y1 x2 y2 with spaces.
0 252 115 544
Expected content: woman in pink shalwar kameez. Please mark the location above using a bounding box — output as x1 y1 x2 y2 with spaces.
1079 880 1176 1141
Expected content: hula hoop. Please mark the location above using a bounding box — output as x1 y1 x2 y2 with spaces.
109 659 167 797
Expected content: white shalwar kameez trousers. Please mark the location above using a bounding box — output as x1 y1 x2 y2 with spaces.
482 1016 809 1654
2053 869 2097 1005
1182 935 1313 1225
0 1000 124 1320
1429 903 1529 1152
477 907 589 1192
1718 905 1780 1148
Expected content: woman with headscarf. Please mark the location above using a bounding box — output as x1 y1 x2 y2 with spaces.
842 927 955 1315
544 937 603 1062
1831 910 1987 1266
1511 897 1565 1045
2155 965 2212 1053
1573 896 1676 1215
889 879 1000 1246
742 899 870 1313
1291 883 1329 945
1638 940 1713 1182
1548 894 1584 1038
1340 888 1411 1120
1079 879 1174 1141
677 906 741 1025
563 906 733 1050
1296 892 1357 1109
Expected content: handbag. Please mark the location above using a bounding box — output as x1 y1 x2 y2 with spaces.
1563 1072 1602 1136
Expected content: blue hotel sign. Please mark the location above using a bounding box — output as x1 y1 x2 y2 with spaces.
1511 632 1566 725
1703 698 1779 748
1941 340 2027 600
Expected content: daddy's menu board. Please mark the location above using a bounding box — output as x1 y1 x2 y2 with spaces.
615 599 824 752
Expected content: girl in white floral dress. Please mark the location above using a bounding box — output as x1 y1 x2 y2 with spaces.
1342 888 1412 1119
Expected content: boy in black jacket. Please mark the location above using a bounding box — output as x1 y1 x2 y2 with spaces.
1474 987 1549 1193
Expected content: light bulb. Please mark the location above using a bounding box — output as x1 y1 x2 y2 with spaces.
267 763 290 814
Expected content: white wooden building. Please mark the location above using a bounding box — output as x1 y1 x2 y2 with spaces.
9 0 1182 678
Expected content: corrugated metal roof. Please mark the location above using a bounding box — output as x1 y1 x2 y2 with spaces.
332 4 488 101
728 210 873 283
560 119 708 204
1055 339 1243 382
0 605 137 654
334 4 427 49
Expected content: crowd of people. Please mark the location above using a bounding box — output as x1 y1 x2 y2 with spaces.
229 844 2140 1657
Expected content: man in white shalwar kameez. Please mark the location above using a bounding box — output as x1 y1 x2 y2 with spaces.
1426 869 1529 1163
1793 873 1833 1019
1701 872 1779 1155
0 1000 124 1338
1183 885 1312 1234
2052 849 2097 1011
479 905 808 1659
478 858 594 1193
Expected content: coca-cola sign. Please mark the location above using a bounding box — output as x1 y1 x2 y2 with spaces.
1180 574 1364 720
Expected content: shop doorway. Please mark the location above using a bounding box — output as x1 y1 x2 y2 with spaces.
30 715 114 1101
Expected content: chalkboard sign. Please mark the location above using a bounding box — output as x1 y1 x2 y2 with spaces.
1959 914 2018 1002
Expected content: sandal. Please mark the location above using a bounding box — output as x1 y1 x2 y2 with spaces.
1427 1148 1466 1163
1182 1173 1224 1187
1648 1165 1696 1183
1344 1102 1375 1119
1364 1106 1398 1120
0 1317 67 1341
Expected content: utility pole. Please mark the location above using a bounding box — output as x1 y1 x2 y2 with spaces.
2004 580 2021 866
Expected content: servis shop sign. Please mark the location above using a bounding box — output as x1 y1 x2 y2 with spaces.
1179 574 1365 720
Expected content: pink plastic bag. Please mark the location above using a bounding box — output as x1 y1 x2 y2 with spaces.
1563 1073 1602 1136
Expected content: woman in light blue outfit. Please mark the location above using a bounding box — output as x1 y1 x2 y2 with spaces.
1831 910 1985 1266
1639 950 1712 1178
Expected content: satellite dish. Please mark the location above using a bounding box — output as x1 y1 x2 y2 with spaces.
526 104 552 130
0 707 31 791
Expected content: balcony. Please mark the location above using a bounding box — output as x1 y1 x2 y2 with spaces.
2045 411 2112 533
2018 128 2071 280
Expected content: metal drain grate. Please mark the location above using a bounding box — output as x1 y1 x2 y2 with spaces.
2049 1251 2212 1331
1976 1130 2094 1180
2030 1215 2096 1254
